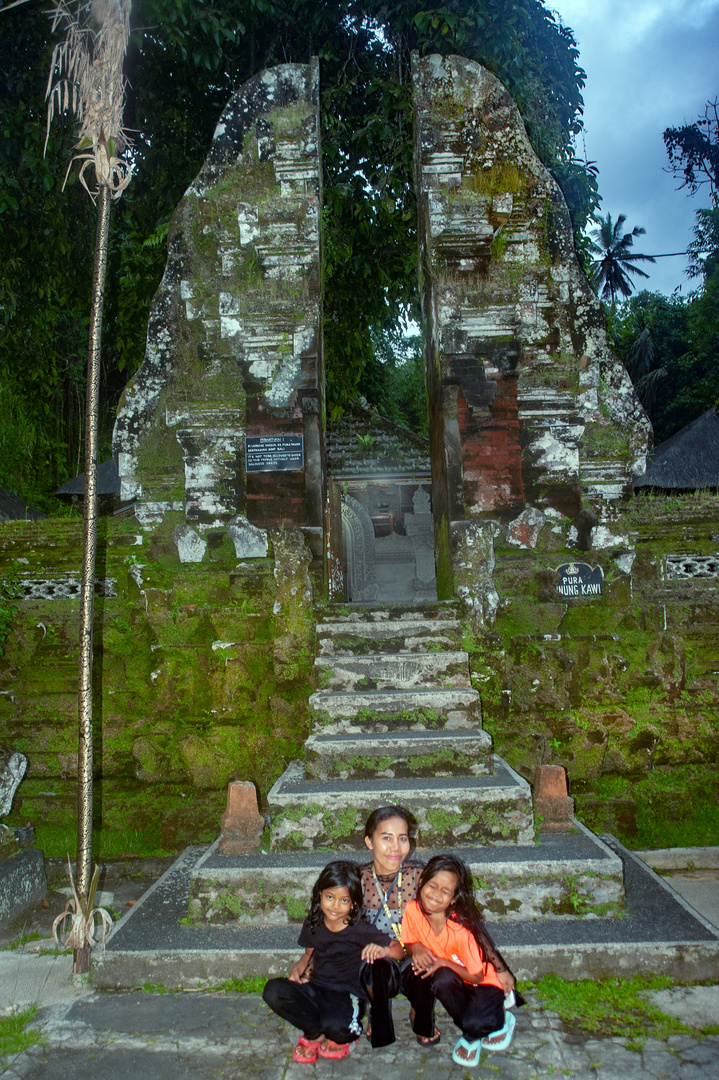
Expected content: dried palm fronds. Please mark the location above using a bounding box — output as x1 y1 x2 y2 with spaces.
45 0 133 199
52 856 113 951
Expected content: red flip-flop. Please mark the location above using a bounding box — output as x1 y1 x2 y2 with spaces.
318 1038 357 1059
292 1036 322 1063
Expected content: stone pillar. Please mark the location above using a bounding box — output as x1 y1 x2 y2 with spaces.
412 53 650 534
113 61 325 546
219 781 265 855
534 765 575 831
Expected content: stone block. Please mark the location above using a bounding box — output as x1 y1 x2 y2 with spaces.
0 848 47 921
534 764 575 830
226 515 268 559
172 524 207 563
219 781 265 855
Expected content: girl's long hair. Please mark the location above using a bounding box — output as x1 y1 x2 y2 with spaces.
417 854 494 958
307 860 363 932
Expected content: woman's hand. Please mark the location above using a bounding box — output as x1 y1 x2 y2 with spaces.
497 969 515 995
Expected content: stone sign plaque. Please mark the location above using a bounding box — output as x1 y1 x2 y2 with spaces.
245 435 304 473
555 561 603 598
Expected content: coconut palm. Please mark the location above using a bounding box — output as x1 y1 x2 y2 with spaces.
44 0 132 972
589 213 656 304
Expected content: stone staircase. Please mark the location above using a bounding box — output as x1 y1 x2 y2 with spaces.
188 604 625 926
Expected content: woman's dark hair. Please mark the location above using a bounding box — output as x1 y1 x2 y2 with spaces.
364 805 415 842
417 854 492 955
307 860 363 932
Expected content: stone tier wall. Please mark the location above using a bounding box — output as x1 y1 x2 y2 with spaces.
460 493 719 848
0 518 315 853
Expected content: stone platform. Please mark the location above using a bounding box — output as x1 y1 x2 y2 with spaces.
189 822 623 925
92 835 719 991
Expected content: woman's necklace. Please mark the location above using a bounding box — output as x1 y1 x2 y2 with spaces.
372 865 403 943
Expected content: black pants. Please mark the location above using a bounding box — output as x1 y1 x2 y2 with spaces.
262 978 364 1044
359 957 401 1048
401 962 505 1041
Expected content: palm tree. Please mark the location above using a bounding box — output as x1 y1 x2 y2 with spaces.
44 0 133 973
589 213 656 304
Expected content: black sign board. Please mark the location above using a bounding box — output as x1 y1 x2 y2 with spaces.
245 435 304 473
555 561 604 598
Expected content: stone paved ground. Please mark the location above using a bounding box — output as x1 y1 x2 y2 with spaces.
2 991 719 1080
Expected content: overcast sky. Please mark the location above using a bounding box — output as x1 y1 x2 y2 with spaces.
548 0 719 296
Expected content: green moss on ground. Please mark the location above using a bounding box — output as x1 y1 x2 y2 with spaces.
533 973 706 1041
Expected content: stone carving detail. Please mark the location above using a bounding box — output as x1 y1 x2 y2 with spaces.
113 61 322 531
173 524 207 563
665 555 719 580
0 751 27 817
341 495 378 601
412 54 651 523
226 514 268 558
20 578 117 600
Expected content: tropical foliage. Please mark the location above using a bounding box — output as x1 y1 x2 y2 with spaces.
588 213 655 304
1 0 595 505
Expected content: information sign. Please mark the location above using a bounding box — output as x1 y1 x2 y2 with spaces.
245 435 304 473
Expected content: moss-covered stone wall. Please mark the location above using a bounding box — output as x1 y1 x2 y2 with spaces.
461 492 719 849
0 517 314 857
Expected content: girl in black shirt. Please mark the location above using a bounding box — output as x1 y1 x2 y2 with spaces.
263 860 403 1063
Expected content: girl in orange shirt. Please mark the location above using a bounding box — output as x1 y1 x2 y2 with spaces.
400 854 520 1067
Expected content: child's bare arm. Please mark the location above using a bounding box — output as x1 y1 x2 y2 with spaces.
288 948 314 983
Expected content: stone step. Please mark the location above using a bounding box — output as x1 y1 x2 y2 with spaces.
309 686 482 733
266 756 533 850
314 651 470 692
316 604 459 624
304 728 492 781
95 839 719 989
315 617 462 656
188 826 624 927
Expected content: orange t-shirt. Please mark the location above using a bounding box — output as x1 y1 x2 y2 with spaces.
401 900 504 990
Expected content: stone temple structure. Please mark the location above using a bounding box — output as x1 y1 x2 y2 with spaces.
9 51 717 915
112 53 650 609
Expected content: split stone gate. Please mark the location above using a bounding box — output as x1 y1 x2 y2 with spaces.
113 52 649 612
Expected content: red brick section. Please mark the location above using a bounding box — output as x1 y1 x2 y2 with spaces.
218 781 265 854
457 376 524 514
534 764 575 831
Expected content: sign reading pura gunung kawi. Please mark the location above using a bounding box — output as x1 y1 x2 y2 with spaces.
555 562 604 598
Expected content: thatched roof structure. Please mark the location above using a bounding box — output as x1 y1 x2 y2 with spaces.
0 488 46 521
56 458 121 499
633 406 719 490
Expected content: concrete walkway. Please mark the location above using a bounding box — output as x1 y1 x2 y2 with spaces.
1 848 718 1079
1 981 718 1080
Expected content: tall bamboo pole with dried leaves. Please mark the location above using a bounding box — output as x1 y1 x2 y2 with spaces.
45 0 133 973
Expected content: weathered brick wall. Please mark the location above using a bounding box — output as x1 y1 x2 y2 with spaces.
0 517 315 854
412 53 651 584
461 493 719 847
113 62 324 555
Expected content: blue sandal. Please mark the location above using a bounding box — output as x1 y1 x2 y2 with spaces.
451 1036 482 1067
480 1010 516 1052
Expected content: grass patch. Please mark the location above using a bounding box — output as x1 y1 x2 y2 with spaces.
31 823 174 860
534 973 696 1040
137 974 267 995
211 974 267 994
0 1005 44 1055
2 931 44 952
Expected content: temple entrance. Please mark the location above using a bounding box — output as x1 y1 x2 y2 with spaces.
340 481 437 603
325 406 437 604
